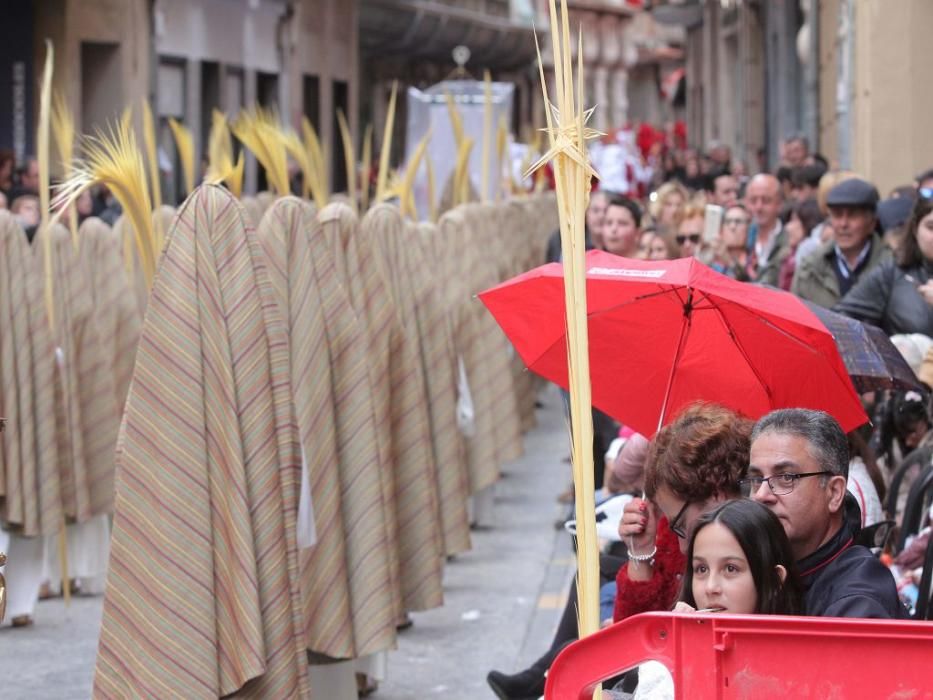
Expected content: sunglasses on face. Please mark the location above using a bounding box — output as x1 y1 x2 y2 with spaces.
676 234 701 245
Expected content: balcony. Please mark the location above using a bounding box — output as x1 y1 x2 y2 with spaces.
359 0 537 70
647 0 703 27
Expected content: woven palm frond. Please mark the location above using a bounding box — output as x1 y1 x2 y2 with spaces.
527 0 602 644
51 91 79 247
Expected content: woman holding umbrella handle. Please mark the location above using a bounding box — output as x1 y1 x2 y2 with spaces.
619 499 661 576
610 404 753 623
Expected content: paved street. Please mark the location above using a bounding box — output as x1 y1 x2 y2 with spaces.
0 386 576 700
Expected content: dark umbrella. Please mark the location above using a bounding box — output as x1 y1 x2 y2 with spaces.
801 301 923 394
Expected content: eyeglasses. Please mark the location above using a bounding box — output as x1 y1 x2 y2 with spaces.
738 471 833 497
669 500 691 539
724 217 750 227
919 187 933 200
676 234 701 245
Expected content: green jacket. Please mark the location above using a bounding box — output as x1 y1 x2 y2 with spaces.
791 234 891 309
756 225 791 288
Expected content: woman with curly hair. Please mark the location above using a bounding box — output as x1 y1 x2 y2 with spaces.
649 181 689 234
486 403 752 700
614 402 753 621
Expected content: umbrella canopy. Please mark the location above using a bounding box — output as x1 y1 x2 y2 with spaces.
801 300 923 394
479 251 868 437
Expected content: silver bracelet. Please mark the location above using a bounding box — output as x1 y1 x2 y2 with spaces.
628 545 657 566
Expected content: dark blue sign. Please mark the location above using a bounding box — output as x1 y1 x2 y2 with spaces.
0 2 35 160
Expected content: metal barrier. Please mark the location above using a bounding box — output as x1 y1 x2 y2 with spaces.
545 611 933 699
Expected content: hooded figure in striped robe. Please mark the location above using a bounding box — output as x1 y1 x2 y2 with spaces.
41 217 143 596
44 222 120 524
362 204 471 557
114 215 151 319
241 196 264 227
256 197 398 661
94 185 310 699
319 202 444 615
0 211 60 537
460 202 524 467
436 207 504 496
499 200 539 432
78 217 141 412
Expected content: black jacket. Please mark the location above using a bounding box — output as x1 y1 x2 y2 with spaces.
545 226 594 264
834 259 933 336
798 498 904 618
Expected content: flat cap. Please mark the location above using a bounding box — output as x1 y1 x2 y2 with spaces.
877 196 915 232
826 177 879 210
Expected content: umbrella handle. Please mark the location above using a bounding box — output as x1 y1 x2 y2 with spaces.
657 288 694 434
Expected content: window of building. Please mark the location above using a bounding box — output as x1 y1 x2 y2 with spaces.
332 79 349 193
81 42 123 135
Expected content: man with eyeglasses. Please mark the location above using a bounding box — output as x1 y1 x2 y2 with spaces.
792 178 891 309
746 408 903 618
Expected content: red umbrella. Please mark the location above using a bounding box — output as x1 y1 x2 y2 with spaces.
479 250 867 437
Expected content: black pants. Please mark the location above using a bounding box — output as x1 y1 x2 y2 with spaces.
561 390 617 491
530 551 627 674
592 408 618 491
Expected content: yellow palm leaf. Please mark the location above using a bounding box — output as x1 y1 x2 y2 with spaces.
37 40 55 328
53 118 157 287
481 70 493 203
375 81 398 203
205 110 244 198
168 117 196 195
336 109 356 210
142 101 163 247
399 131 430 219
361 123 373 211
51 91 79 248
232 109 290 197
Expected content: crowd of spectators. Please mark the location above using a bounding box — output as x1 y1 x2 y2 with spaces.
488 130 933 700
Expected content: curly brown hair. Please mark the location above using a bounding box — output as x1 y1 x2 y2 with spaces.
644 403 752 501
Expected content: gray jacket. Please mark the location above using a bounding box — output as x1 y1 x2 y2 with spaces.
792 235 891 309
834 259 933 336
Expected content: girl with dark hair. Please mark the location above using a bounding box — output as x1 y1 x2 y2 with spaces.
676 499 803 615
488 404 751 700
615 403 753 620
835 193 933 335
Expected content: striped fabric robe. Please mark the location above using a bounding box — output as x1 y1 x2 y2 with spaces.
436 208 503 494
78 217 141 413
318 203 444 614
361 205 471 558
114 216 152 319
257 197 398 660
94 186 310 699
461 203 524 467
0 212 60 536
44 223 120 523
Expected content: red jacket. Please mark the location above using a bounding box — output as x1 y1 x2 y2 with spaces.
613 517 686 623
